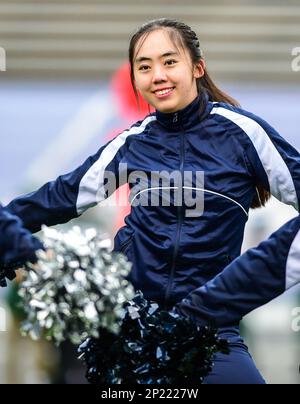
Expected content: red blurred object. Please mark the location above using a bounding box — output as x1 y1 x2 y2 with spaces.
110 61 154 121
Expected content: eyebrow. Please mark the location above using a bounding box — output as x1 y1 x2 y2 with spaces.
135 51 179 64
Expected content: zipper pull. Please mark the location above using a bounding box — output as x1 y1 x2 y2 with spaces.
173 113 178 123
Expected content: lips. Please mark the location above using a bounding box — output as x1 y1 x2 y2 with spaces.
153 87 175 98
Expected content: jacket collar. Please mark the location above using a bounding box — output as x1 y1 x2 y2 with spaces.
155 90 212 130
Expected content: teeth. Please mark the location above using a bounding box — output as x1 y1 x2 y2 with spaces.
156 88 174 96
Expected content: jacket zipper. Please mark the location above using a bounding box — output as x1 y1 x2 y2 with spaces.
164 119 185 305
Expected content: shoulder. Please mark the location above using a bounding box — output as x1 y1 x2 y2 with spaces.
208 102 278 146
209 102 272 134
91 115 157 163
118 114 157 142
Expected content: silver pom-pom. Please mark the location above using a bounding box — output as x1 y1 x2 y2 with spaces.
19 226 135 345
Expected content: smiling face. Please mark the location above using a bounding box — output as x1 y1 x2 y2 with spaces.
132 29 204 113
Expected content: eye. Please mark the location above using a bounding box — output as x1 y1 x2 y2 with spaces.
165 59 177 66
138 65 150 71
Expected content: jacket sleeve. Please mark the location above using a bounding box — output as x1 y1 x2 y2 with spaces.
174 214 300 327
5 119 151 233
241 112 300 211
0 204 43 268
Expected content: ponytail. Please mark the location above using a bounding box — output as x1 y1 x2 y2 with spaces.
199 70 240 107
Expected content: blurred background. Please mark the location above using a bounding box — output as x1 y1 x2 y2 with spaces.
0 0 299 384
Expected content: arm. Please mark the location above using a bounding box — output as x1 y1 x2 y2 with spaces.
241 111 300 210
0 204 43 286
174 214 300 327
5 119 151 233
211 105 300 210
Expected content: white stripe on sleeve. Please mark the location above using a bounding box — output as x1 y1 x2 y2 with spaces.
211 106 298 210
76 116 156 215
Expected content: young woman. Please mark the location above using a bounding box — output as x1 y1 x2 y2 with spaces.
5 18 300 383
0 204 41 281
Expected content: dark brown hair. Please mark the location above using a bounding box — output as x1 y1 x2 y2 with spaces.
128 18 271 209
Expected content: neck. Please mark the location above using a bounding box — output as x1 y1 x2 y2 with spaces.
155 90 211 130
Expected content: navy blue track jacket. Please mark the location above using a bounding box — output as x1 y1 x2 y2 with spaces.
6 92 300 309
174 214 300 326
0 204 42 268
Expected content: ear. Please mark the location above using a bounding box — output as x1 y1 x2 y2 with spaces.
194 59 206 79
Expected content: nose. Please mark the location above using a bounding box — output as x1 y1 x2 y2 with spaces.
152 65 167 83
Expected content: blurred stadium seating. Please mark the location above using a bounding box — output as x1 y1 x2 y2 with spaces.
0 0 299 81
